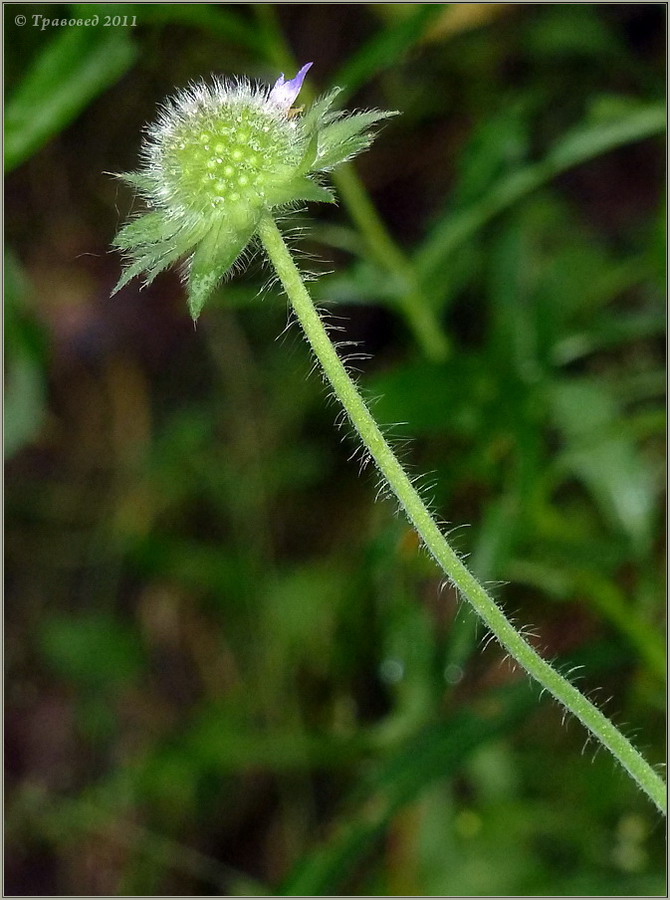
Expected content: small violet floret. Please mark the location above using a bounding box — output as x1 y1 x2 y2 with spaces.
268 62 313 110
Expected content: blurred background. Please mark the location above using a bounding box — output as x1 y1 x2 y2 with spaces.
4 3 666 895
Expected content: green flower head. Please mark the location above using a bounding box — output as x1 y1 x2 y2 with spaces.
113 65 396 320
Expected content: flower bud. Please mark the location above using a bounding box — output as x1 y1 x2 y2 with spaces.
113 66 396 320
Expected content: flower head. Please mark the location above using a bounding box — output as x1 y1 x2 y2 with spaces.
113 65 396 320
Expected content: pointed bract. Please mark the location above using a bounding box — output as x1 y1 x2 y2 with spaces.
313 110 399 171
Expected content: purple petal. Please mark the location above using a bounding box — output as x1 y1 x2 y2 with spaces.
268 62 312 109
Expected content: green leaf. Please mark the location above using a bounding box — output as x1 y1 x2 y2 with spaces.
278 682 545 895
263 566 348 667
5 27 137 172
449 104 531 210
545 102 666 171
4 352 46 460
525 3 626 59
331 4 444 104
550 379 657 552
40 613 144 689
368 356 489 438
72 2 261 49
507 559 666 679
4 252 48 459
417 101 665 301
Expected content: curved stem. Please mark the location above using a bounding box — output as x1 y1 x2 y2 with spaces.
257 213 666 814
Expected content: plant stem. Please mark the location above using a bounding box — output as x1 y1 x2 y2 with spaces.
257 212 666 814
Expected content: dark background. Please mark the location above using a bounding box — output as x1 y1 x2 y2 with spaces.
5 3 666 895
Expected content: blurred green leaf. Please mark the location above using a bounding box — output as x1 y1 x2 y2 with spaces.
507 557 665 678
545 101 665 170
40 614 144 689
4 252 47 459
332 4 444 103
450 103 531 210
525 4 626 59
373 570 438 743
184 708 365 772
5 26 137 172
7 783 269 896
417 100 665 302
264 565 347 665
551 308 665 366
279 639 639 896
368 354 495 438
550 378 657 552
72 2 260 48
4 352 47 459
279 683 533 895
485 213 541 378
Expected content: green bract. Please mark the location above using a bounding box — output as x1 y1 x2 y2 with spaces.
113 67 396 320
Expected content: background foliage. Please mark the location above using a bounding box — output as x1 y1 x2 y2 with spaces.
5 3 666 895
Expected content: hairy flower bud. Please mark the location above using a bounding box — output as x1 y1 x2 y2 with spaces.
113 65 396 320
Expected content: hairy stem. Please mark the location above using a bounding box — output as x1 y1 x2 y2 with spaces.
257 213 666 814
